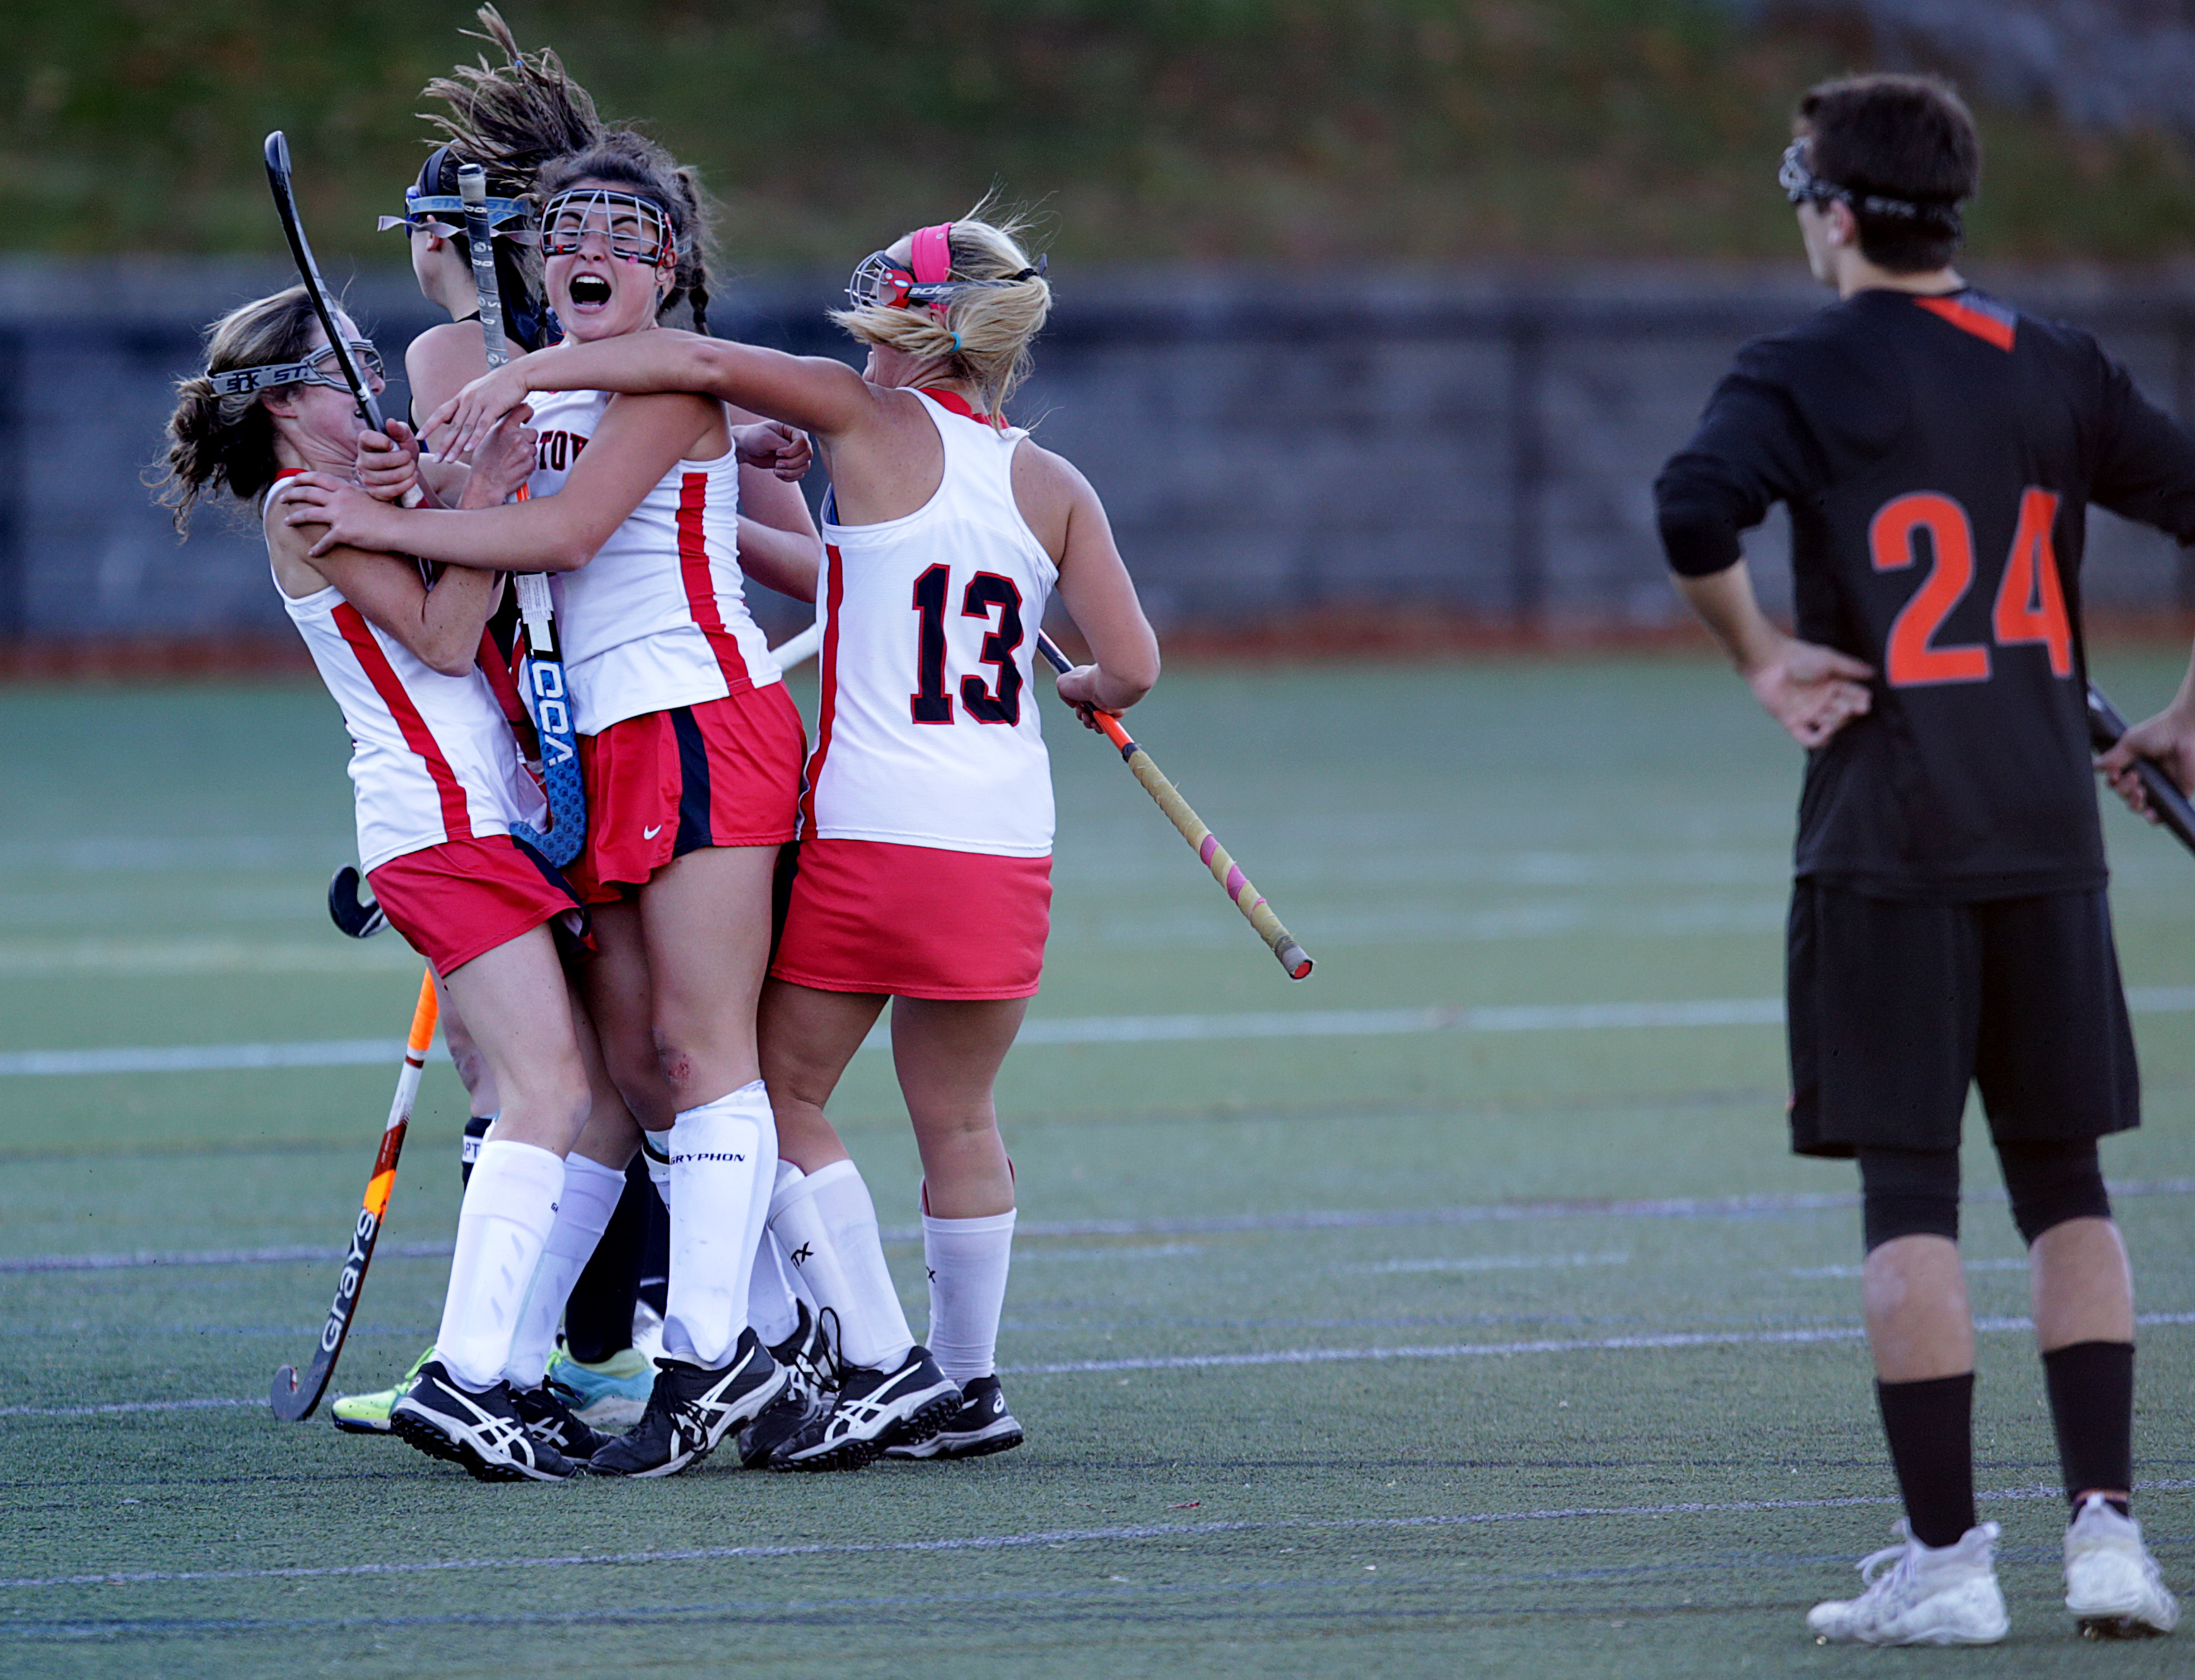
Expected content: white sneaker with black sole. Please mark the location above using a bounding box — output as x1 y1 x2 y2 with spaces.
772 1343 959 1472
588 1329 787 1478
2065 1493 2179 1638
389 1358 578 1483
1807 1520 2009 1646
884 1373 1024 1461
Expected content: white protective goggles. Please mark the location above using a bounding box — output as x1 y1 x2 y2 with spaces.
538 189 676 267
377 188 532 240
209 338 385 398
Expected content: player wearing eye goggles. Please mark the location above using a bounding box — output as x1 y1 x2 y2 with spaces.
538 187 677 267
209 337 386 398
845 221 1046 314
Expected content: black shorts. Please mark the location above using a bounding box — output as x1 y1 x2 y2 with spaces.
1786 881 2138 1158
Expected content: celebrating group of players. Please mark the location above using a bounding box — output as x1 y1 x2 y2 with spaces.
158 8 1156 1482
152 4 2194 1648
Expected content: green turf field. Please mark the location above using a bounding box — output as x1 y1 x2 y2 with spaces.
4 653 2192 1678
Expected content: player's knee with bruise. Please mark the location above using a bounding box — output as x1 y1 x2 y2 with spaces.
1997 1138 2112 1244
1856 1145 1961 1251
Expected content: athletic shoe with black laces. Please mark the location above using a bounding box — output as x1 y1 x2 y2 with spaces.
772 1342 959 1472
2065 1493 2180 1638
1807 1520 2008 1646
330 1344 433 1435
511 1378 614 1463
738 1302 841 1469
389 1358 578 1483
883 1373 1024 1461
587 1329 787 1478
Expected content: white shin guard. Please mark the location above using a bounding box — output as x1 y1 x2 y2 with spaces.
769 1159 914 1371
501 1152 627 1391
660 1081 775 1368
922 1208 1016 1385
435 1139 565 1392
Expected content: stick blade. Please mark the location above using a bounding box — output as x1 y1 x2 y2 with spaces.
268 1359 324 1422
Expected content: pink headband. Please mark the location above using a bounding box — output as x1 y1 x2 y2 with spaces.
909 222 954 286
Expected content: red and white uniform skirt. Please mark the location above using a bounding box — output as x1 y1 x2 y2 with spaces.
564 681 807 906
369 833 587 977
771 838 1051 1001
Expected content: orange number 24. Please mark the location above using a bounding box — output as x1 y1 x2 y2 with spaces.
1867 487 2071 687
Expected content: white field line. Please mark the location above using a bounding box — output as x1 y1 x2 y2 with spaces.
12 984 2195 1078
1350 1252 1631 1275
0 940 419 977
9 1312 2192 1423
8 1475 2194 1594
13 1178 2195 1275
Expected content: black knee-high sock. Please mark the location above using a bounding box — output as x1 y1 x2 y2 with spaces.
2042 1341 2134 1515
563 1158 649 1365
1876 1373 1976 1548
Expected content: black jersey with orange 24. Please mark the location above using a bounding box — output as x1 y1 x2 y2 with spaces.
1656 286 2195 899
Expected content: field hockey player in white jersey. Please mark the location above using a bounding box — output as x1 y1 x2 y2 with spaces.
282 127 822 1478
156 287 642 1482
430 204 1162 1467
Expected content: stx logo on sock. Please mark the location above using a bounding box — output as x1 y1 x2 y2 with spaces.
669 1151 748 1165
788 1243 814 1265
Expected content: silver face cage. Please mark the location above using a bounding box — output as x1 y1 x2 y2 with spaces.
843 249 1048 312
210 338 386 398
538 189 676 266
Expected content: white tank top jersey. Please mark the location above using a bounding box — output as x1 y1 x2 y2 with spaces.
805 390 1060 858
525 385 781 736
276 568 547 875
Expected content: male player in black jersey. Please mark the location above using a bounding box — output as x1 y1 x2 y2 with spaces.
1657 73 2183 1647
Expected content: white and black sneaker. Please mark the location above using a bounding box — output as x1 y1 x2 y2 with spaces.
389 1358 578 1483
588 1329 788 1478
772 1342 959 1472
512 1379 614 1463
738 1303 841 1469
884 1373 1024 1461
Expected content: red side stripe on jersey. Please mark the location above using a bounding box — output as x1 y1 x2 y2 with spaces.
798 542 846 836
1914 294 2016 352
676 470 753 689
332 602 475 842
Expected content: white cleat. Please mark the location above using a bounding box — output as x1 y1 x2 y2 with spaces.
1807 1520 2010 1646
2065 1493 2179 1638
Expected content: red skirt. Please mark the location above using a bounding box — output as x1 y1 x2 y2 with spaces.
565 684 805 906
771 837 1051 1000
368 833 585 976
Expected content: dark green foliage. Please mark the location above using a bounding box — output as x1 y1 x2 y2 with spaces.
6 1 2195 264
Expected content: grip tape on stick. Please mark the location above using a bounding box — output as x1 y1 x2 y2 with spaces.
1036 633 1311 980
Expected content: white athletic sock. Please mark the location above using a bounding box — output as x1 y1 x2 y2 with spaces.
923 1208 1017 1385
746 1230 805 1350
660 1080 775 1368
500 1152 626 1390
641 1128 674 1207
770 1158 914 1371
434 1139 564 1392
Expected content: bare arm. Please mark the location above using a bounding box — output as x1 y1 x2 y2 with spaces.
730 405 821 603
1674 559 1874 749
435 331 882 452
266 499 499 678
1020 446 1159 715
281 391 717 573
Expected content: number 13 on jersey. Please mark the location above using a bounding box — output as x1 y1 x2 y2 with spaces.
911 563 1026 725
1868 486 2073 687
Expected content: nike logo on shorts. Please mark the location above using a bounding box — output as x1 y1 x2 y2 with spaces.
643 824 664 839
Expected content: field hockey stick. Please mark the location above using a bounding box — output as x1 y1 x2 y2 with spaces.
269 968 440 1421
457 163 585 868
264 132 388 435
771 619 821 670
2087 682 2195 858
1036 632 1312 980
